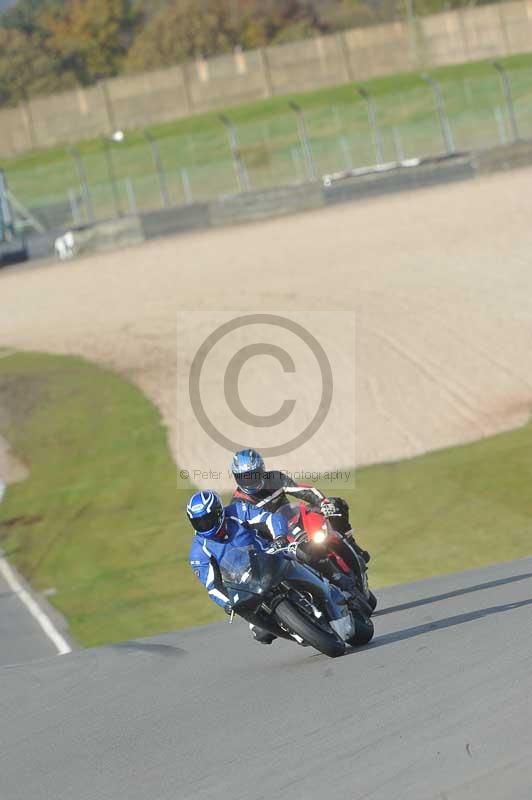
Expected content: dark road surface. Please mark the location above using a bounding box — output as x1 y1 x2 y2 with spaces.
1 557 532 800
0 566 62 667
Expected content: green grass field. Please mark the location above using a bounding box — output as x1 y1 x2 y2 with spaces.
0 352 531 647
2 52 532 228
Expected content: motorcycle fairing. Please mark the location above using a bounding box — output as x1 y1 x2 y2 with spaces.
218 546 348 624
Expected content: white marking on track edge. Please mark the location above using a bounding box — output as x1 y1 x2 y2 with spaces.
0 556 71 655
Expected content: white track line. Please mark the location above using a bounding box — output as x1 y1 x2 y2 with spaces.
0 556 72 656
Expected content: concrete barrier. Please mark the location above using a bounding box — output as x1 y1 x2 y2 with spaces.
324 155 475 205
54 216 144 259
141 204 210 239
23 138 532 262
209 182 324 227
473 140 532 174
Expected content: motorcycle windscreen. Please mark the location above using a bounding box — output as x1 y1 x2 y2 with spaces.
218 546 290 598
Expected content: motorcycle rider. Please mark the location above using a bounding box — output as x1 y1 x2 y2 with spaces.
230 448 370 563
187 489 356 645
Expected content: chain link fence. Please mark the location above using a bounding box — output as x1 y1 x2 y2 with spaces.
5 62 532 234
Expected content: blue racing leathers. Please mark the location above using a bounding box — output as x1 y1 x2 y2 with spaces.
189 502 289 610
225 499 288 540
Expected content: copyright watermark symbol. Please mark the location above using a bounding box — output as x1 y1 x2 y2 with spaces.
176 311 356 489
179 468 352 484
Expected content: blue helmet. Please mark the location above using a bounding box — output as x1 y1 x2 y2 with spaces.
186 490 225 539
231 448 265 495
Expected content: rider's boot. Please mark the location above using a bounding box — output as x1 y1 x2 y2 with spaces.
249 623 277 645
318 561 357 597
295 544 359 598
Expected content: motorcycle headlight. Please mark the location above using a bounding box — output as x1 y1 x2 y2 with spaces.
312 529 327 544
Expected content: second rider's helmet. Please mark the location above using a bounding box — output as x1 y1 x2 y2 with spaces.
186 490 225 539
231 448 265 496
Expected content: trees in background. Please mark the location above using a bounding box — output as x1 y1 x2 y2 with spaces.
0 1 77 105
45 0 139 84
0 0 58 32
125 0 240 72
0 26 68 106
124 0 389 70
125 0 336 71
0 0 139 103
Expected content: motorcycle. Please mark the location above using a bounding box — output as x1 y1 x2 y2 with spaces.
218 544 374 658
278 502 377 617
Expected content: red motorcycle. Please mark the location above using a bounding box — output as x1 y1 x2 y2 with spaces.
280 502 377 616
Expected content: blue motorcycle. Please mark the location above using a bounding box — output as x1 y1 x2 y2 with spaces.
218 545 374 658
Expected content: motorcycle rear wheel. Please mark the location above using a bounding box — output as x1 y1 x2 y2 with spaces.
274 599 345 658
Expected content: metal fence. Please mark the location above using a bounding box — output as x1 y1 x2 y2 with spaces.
5 61 532 234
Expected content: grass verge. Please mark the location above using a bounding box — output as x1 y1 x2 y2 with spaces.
0 352 205 647
3 51 532 173
0 352 531 647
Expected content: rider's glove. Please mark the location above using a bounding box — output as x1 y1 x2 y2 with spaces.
292 527 309 544
266 535 289 553
320 498 339 518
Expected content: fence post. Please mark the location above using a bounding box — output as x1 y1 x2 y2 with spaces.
290 147 305 182
68 188 81 225
421 74 455 154
21 99 37 150
288 101 317 181
0 170 14 240
181 63 194 113
259 48 274 98
340 136 353 170
99 80 117 135
144 130 170 208
181 168 193 204
68 147 94 224
496 5 511 57
492 61 519 142
405 0 420 67
392 127 405 162
493 106 507 145
219 114 250 192
101 137 122 218
357 87 384 165
125 178 138 216
337 32 354 83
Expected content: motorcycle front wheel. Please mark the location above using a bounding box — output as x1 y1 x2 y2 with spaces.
347 610 374 647
274 599 345 658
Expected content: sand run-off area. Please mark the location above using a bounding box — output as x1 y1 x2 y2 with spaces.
1 168 532 489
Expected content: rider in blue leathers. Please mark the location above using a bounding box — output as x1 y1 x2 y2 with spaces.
187 489 356 645
187 490 289 643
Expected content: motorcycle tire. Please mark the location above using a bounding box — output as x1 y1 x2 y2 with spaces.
274 599 345 658
347 610 374 647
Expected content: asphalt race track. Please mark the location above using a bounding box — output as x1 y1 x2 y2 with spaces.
0 567 63 667
1 557 532 800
